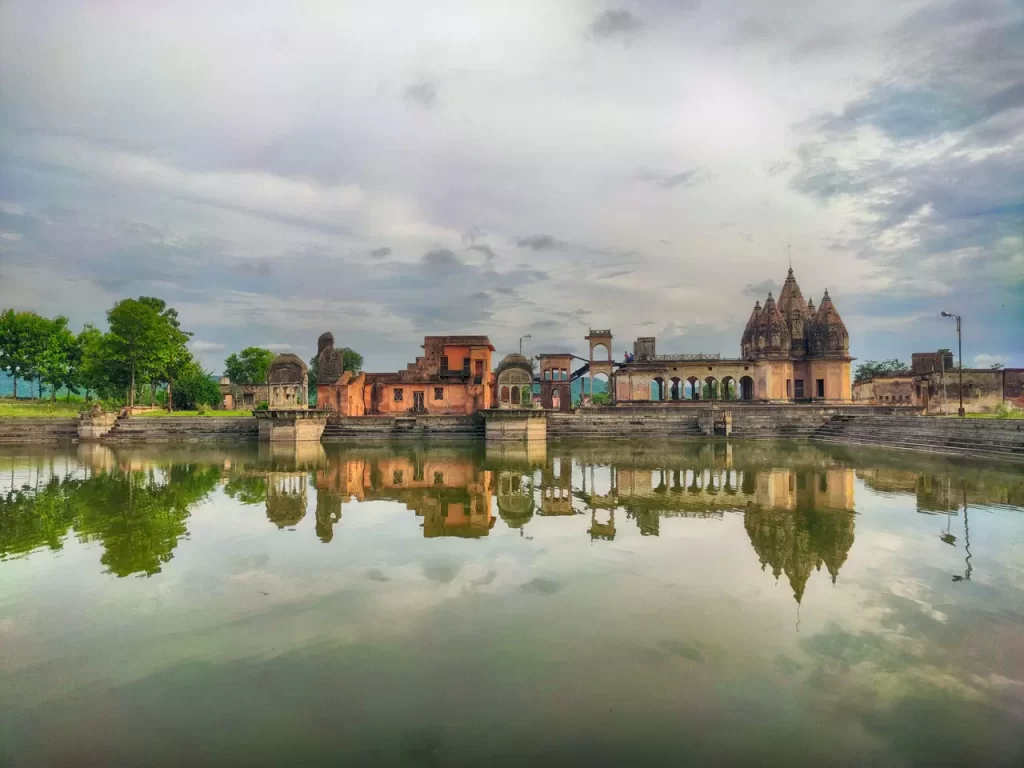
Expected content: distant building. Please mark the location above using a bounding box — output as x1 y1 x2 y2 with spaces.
854 352 1024 413
317 335 494 416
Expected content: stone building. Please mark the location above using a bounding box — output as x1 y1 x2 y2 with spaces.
316 334 494 416
538 353 574 411
612 268 852 403
218 378 265 410
493 353 535 407
266 353 309 409
853 353 1024 413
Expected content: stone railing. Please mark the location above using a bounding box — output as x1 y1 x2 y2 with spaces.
643 353 721 361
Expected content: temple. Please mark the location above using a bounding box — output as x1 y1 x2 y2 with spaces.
612 268 852 403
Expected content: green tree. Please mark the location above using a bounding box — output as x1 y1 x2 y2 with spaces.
105 299 165 407
0 309 51 398
76 324 110 401
224 347 274 385
37 316 76 402
990 363 1005 370
171 362 222 410
137 298 193 411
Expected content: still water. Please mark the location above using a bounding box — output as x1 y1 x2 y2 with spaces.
1 440 1022 766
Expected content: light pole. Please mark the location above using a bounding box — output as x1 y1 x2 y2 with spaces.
940 312 964 417
519 334 531 355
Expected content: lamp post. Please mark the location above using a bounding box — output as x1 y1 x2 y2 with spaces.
940 311 964 417
519 334 531 355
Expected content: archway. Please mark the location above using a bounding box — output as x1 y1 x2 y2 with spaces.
670 377 681 401
687 376 700 401
721 377 736 401
592 343 610 362
650 377 665 401
740 376 755 401
552 389 561 410
705 377 719 400
511 385 520 404
500 385 510 404
521 386 532 405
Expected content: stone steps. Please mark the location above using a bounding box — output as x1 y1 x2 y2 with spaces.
811 416 1024 461
105 416 259 442
0 417 79 443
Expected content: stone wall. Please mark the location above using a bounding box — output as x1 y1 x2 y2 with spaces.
0 417 79 443
322 414 482 440
104 417 259 442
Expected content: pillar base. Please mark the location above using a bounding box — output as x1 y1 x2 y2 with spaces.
255 409 329 442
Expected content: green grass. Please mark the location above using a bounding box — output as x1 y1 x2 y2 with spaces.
134 409 253 417
960 411 1024 419
0 399 86 417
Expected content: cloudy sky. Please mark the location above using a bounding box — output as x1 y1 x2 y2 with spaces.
1 0 1021 373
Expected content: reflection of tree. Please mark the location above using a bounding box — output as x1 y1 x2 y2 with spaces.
223 475 268 505
0 464 219 577
744 503 856 603
315 490 341 543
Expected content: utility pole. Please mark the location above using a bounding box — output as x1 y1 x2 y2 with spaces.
941 312 964 417
519 334 531 355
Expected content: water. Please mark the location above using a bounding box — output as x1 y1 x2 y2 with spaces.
1 440 1022 767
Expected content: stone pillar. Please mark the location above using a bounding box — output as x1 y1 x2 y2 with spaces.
78 411 117 441
255 410 328 442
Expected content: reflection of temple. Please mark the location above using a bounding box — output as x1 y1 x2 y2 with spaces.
315 450 495 538
743 469 856 603
266 473 308 528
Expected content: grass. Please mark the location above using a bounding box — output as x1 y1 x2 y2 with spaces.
0 399 85 417
134 409 253 417
960 411 1024 419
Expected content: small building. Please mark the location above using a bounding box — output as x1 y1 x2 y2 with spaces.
538 353 573 411
317 334 494 416
218 377 265 410
266 353 309 409
493 353 535 407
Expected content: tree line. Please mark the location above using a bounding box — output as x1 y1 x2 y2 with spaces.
0 298 219 409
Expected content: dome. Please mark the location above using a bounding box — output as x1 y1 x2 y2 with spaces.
809 289 849 357
752 292 791 357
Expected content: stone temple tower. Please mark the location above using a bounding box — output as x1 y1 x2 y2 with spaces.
777 267 809 358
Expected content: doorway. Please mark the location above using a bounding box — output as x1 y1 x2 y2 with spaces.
413 391 425 412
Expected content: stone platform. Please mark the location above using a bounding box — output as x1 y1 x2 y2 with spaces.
481 408 549 441
254 410 329 442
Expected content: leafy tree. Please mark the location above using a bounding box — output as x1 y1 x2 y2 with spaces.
308 346 363 389
990 363 1005 370
105 299 165 406
136 298 193 411
37 316 76 402
76 324 110 401
171 362 222 410
854 359 909 384
224 347 275 385
0 309 50 398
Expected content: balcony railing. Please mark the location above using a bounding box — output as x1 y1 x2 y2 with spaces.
640 353 721 361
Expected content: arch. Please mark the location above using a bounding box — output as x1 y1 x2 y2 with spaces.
650 377 666 401
740 375 755 401
511 385 520 404
500 385 510 404
591 343 610 362
721 376 736 401
704 376 719 400
670 377 682 401
521 386 532 405
686 376 700 401
552 389 561 410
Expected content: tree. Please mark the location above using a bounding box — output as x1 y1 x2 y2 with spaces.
136 298 193 411
36 316 76 402
76 324 110 401
0 309 50 398
224 347 275 385
105 299 165 407
990 363 1005 370
171 362 222 410
854 359 909 384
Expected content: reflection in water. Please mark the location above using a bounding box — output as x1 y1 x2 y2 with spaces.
1 442 1021 594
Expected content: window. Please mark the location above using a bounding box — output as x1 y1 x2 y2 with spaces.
440 356 449 373
816 379 825 398
434 387 444 401
786 379 791 398
462 359 471 375
243 393 254 405
544 370 551 380
434 471 445 485
393 388 404 402
393 470 404 485
794 379 804 398
562 369 568 380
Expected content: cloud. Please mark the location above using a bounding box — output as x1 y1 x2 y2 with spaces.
369 247 392 259
743 279 780 297
189 340 226 353
468 244 497 261
634 167 710 189
403 80 438 109
972 354 1008 368
516 234 565 251
588 10 643 41
419 248 464 272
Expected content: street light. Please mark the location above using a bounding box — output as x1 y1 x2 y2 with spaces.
519 334 532 355
940 311 964 417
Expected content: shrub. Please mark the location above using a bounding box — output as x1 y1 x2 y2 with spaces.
172 365 221 410
253 401 269 412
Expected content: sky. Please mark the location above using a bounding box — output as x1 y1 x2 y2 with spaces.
0 0 1021 374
